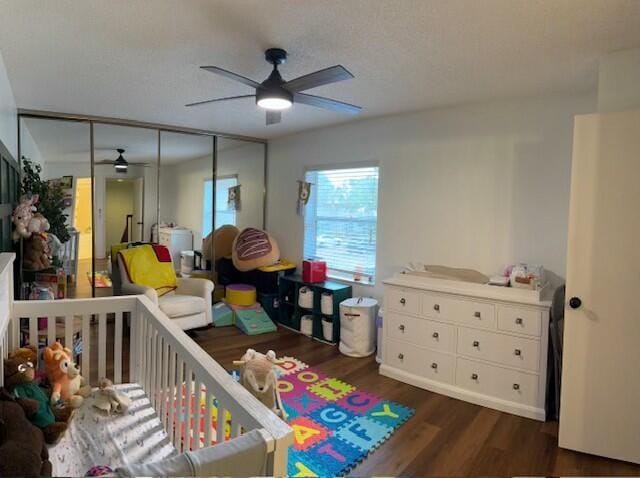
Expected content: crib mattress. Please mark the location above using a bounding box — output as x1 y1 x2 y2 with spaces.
49 383 176 477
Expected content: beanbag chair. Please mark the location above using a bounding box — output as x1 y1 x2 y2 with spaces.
232 228 280 272
203 225 239 262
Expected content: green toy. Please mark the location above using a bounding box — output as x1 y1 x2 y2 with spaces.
212 301 234 327
234 306 278 335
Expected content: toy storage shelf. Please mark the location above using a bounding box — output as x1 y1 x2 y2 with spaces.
277 275 352 345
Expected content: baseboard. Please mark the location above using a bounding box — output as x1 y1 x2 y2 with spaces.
379 364 545 421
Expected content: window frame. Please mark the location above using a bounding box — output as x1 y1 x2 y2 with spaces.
202 174 238 236
303 161 380 285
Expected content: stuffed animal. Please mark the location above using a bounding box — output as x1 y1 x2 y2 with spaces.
12 194 39 241
11 345 46 385
44 342 91 408
92 378 131 415
46 233 63 264
233 348 285 418
0 388 53 477
3 354 73 444
23 233 51 270
203 224 239 262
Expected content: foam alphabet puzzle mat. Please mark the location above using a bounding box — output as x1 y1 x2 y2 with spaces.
171 357 414 476
277 357 415 476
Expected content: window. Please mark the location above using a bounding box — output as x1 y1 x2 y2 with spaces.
203 176 238 236
304 165 379 284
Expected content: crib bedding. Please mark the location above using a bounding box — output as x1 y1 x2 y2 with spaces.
50 383 176 477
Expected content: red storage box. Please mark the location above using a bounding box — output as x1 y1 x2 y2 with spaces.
302 260 327 283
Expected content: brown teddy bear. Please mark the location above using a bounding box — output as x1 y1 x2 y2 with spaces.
23 233 51 271
4 353 72 444
0 388 52 477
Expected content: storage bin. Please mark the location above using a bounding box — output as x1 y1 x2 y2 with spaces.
376 308 384 363
300 315 313 336
339 297 378 357
298 286 314 309
321 292 334 315
322 318 334 341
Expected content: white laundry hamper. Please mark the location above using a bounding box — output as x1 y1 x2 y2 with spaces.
339 297 379 357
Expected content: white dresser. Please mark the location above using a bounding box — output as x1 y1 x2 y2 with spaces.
381 273 551 420
158 227 193 270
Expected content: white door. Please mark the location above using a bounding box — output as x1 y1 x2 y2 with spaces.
132 177 144 242
559 109 640 464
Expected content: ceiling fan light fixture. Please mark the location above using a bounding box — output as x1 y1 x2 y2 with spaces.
256 87 293 110
114 148 128 173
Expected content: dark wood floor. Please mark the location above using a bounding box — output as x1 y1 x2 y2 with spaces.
189 325 640 476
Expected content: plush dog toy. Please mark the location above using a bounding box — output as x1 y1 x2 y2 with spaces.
233 348 285 419
44 342 91 408
92 378 131 415
3 354 72 444
0 388 53 477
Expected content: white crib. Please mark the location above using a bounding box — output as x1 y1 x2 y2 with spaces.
0 253 292 476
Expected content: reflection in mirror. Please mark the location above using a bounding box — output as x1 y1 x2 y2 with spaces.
215 138 265 231
93 124 158 259
19 117 92 298
158 131 214 271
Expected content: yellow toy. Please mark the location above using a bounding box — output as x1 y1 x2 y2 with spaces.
44 342 91 408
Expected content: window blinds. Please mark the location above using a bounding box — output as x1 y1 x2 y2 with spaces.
203 176 238 237
304 166 379 282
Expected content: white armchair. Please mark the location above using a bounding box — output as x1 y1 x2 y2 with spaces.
117 254 214 331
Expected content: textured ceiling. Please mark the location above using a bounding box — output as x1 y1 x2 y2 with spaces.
2 0 640 139
23 118 244 164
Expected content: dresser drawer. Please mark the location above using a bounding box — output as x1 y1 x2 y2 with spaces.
457 327 540 371
497 306 542 337
387 287 421 315
386 312 455 353
422 293 452 321
385 339 455 384
450 298 496 329
456 358 539 406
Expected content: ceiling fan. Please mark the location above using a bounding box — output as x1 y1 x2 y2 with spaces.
186 48 362 125
95 148 129 173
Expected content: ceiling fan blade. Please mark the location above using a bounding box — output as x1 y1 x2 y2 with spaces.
294 93 362 115
266 110 282 125
284 65 354 92
185 94 256 107
200 66 261 89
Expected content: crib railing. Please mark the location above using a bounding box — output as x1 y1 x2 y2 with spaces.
0 253 292 476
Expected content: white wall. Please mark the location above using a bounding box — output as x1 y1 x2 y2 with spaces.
20 123 46 175
267 94 595 299
0 51 17 158
598 48 640 112
160 142 265 248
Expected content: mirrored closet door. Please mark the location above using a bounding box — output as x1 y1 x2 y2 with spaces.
19 117 92 298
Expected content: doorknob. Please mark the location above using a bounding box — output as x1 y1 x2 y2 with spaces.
569 297 582 309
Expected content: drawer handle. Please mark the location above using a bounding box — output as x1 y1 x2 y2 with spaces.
432 332 439 339
400 298 406 305
399 325 405 332
514 349 522 356
513 383 520 390
433 304 440 311
471 373 478 380
515 317 523 325
431 362 438 369
398 353 404 360
474 311 481 318
472 340 480 347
